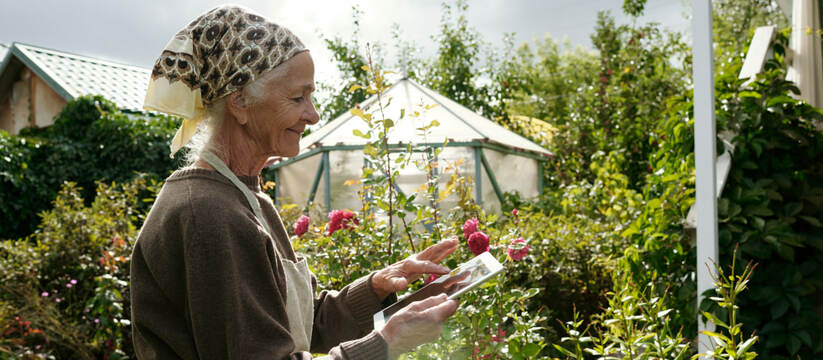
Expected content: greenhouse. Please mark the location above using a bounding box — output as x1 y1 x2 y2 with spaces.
268 78 553 213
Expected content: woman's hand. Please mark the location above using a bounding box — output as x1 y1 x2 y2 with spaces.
378 294 459 359
372 237 459 301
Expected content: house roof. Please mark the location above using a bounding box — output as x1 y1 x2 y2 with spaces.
0 42 150 111
0 44 8 62
299 78 552 157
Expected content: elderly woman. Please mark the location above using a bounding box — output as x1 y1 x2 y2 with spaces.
130 5 459 360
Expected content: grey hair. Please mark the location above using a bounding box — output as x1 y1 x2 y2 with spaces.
181 65 288 166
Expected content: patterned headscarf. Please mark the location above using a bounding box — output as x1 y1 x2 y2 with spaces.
144 4 308 155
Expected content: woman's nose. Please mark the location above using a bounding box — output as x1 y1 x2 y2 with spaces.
305 101 320 125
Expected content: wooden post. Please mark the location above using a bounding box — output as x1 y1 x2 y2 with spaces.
693 0 719 355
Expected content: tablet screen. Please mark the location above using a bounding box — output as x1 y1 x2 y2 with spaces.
377 253 501 322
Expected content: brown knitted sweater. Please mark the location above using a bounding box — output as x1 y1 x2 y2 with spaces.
130 168 391 359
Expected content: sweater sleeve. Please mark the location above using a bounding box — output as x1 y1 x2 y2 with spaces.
181 197 389 359
310 273 398 353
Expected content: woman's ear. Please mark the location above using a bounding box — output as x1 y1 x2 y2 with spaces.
226 91 250 125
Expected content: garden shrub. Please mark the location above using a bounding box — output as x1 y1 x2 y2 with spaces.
709 41 823 357
621 32 823 358
0 177 154 358
0 95 181 240
505 11 689 191
554 250 759 359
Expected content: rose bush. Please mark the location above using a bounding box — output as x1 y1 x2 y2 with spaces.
0 177 158 359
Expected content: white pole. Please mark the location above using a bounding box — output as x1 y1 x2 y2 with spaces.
693 0 718 354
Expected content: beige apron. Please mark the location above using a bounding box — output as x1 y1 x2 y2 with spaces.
201 151 315 353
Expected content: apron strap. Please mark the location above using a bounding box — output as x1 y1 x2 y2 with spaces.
200 150 275 240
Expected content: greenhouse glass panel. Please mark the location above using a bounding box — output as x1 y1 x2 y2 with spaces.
482 149 539 198
329 150 365 210
277 153 323 207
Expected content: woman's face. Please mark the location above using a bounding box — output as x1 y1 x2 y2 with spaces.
246 52 319 158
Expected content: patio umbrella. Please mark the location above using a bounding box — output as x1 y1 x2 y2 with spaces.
786 0 823 110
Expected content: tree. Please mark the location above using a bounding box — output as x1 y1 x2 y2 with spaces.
315 6 373 123
712 0 788 70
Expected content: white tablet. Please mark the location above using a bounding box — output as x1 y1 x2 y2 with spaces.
373 251 504 330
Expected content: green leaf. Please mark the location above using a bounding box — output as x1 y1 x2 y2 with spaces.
753 216 765 230
552 344 576 358
352 129 369 139
796 330 812 346
775 243 795 261
348 84 362 93
766 95 794 107
799 216 822 227
784 202 803 216
521 343 543 357
700 330 731 346
701 311 729 329
739 91 762 99
770 299 789 319
787 334 801 354
740 160 758 169
749 206 773 217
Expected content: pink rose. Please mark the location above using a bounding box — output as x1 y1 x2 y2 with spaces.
327 210 358 235
511 209 518 216
467 231 490 255
294 215 310 237
507 237 529 261
463 218 479 238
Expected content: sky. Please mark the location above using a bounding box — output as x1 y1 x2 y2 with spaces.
0 0 690 89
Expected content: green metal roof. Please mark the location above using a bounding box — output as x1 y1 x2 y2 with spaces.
0 42 150 111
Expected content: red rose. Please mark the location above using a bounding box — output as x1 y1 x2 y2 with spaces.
467 231 490 255
327 210 358 235
507 237 529 261
294 215 310 237
463 218 479 239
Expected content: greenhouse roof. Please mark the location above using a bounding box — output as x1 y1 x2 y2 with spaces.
0 42 150 111
299 78 552 157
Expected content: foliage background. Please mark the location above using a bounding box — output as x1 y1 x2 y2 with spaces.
0 96 181 240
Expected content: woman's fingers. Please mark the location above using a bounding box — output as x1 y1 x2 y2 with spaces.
418 237 459 263
407 294 449 312
381 294 459 357
406 294 458 322
403 258 449 275
419 298 459 322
